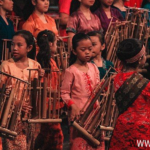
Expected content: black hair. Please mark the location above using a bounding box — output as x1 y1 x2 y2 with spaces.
87 30 106 59
69 33 91 66
87 31 105 45
13 30 36 59
36 30 56 72
70 0 100 14
117 38 143 68
141 0 150 8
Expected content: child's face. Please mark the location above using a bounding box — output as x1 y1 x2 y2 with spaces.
11 35 32 60
99 0 114 7
49 38 57 54
73 39 93 62
0 0 13 12
90 36 105 58
33 0 49 13
80 0 95 7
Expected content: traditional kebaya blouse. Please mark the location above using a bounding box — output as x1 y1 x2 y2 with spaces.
22 12 58 38
66 9 102 34
61 63 100 110
0 58 41 88
94 7 124 33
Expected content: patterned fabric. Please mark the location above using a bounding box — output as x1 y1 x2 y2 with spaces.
115 73 149 114
66 9 102 34
109 71 150 150
35 123 63 150
2 122 41 150
22 12 58 38
70 127 105 150
94 7 124 33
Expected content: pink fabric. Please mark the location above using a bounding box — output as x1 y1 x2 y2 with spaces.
61 63 100 110
67 9 102 34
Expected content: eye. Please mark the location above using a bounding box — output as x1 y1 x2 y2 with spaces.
80 48 85 51
18 43 23 47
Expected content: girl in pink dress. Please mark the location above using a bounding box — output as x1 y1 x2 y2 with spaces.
61 33 105 150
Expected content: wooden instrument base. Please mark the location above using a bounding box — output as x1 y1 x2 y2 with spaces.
0 126 17 139
28 119 62 123
72 121 100 146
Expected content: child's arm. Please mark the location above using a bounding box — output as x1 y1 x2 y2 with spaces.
61 69 80 120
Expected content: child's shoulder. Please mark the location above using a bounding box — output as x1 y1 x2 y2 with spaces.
1 58 14 66
28 58 41 68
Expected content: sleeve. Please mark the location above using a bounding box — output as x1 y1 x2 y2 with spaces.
61 69 75 107
59 0 72 15
0 61 10 84
22 21 35 35
93 64 100 84
66 13 78 33
34 62 41 79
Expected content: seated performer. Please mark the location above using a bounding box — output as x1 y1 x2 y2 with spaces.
87 31 114 78
109 38 150 150
22 0 58 39
0 0 15 61
36 30 64 150
61 33 105 150
67 0 102 51
94 0 124 33
0 30 44 150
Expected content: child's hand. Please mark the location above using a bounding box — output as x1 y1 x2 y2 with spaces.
22 102 32 114
70 104 80 121
39 69 45 77
5 85 12 95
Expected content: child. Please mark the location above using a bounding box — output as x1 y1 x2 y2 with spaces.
87 31 114 79
0 0 15 60
67 0 102 51
61 33 105 150
94 0 124 33
109 39 150 149
22 0 58 39
0 30 44 150
36 30 64 150
113 0 128 19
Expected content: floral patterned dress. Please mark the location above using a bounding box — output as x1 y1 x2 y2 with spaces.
109 71 150 150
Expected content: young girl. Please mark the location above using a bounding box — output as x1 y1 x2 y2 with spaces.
22 0 58 39
113 0 128 19
87 31 114 79
67 0 102 51
0 30 43 150
61 33 105 150
94 0 124 33
36 30 64 150
0 0 15 61
109 39 150 149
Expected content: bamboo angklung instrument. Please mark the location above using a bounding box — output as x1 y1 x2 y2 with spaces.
1 39 12 64
55 37 70 71
0 71 29 139
72 67 118 146
105 7 150 67
27 68 62 123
